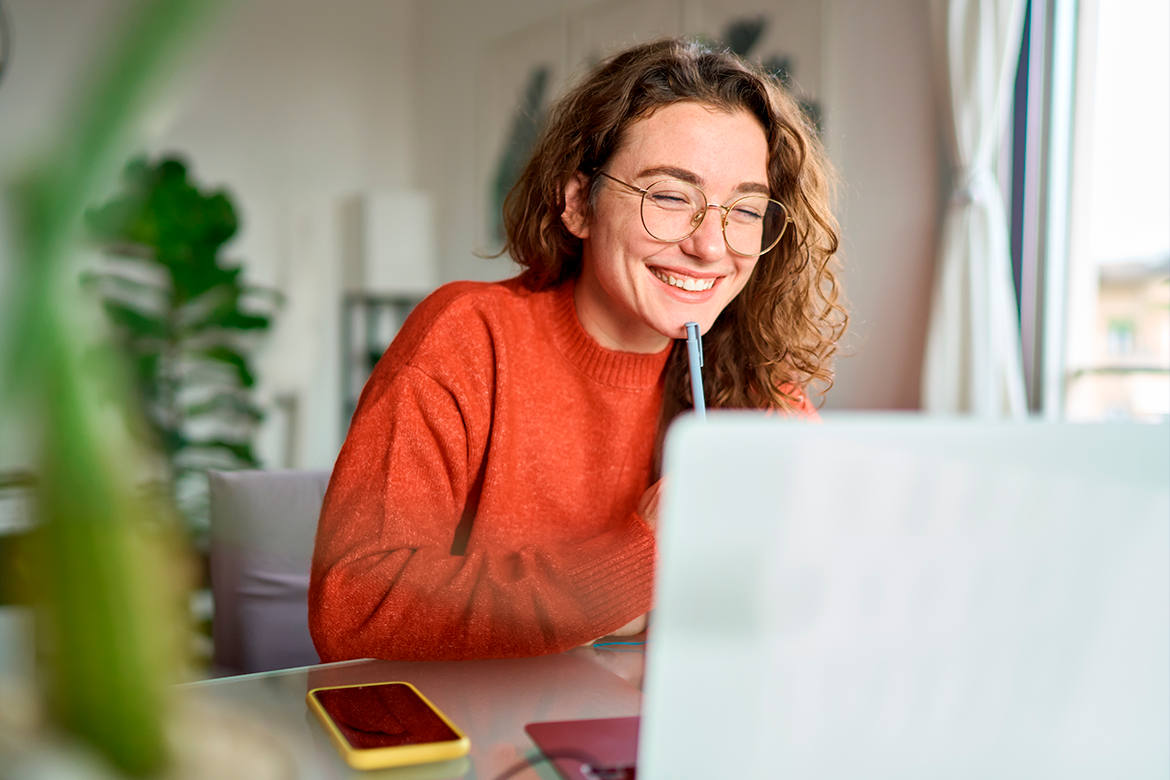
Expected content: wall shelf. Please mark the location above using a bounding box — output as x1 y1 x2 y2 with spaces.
341 294 422 436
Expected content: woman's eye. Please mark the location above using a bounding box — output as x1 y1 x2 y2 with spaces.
731 205 764 221
648 192 694 209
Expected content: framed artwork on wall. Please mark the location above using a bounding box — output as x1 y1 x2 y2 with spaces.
475 14 570 255
476 0 688 255
570 0 685 76
697 0 825 133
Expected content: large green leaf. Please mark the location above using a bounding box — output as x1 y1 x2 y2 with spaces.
183 345 255 387
82 274 170 320
215 310 271 331
87 158 238 253
102 299 168 340
183 391 264 422
177 439 259 467
180 288 271 333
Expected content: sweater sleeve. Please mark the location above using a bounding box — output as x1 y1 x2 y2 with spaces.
308 363 656 662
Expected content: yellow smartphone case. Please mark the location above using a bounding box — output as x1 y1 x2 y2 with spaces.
306 681 471 770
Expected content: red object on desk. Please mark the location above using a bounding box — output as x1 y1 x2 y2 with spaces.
526 716 640 780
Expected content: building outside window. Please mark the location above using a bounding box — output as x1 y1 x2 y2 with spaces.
1062 0 1169 422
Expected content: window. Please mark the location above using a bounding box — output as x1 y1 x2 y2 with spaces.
1064 0 1169 422
1012 0 1169 422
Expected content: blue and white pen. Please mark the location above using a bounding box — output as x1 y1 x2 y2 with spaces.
684 322 706 421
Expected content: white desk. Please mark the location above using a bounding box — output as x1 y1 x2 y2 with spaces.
182 647 645 780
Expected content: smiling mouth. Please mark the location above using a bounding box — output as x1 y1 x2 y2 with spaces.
651 268 717 292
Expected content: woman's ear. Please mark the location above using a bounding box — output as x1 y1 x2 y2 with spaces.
561 172 590 239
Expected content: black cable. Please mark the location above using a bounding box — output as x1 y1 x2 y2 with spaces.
0 0 10 88
490 748 635 780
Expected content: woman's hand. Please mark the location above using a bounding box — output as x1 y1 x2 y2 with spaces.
578 481 662 649
609 612 648 636
636 479 664 533
588 481 661 642
579 612 647 648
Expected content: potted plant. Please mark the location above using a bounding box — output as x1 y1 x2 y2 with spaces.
83 156 279 544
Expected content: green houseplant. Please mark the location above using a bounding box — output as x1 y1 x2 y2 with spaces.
83 156 277 541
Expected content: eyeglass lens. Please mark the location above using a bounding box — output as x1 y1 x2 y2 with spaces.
640 180 788 256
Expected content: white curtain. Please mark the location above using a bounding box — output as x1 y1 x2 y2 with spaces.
922 0 1028 417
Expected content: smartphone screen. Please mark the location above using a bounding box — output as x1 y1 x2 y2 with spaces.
311 683 461 750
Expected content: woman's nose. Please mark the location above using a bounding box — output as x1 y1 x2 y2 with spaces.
681 205 727 262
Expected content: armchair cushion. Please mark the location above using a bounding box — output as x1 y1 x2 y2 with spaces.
208 469 330 674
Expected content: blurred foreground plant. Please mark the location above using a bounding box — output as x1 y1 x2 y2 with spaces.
0 0 224 775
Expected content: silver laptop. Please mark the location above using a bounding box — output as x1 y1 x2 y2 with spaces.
638 414 1170 779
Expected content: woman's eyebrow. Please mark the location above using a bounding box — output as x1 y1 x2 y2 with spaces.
635 165 701 184
634 166 770 195
736 182 771 196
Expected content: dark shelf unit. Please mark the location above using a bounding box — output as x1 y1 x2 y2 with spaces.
341 293 422 436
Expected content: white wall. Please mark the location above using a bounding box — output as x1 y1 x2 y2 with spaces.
0 0 417 471
0 0 134 473
820 0 940 409
146 0 418 469
1 0 942 476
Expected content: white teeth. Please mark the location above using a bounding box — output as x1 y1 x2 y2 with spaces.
652 269 715 292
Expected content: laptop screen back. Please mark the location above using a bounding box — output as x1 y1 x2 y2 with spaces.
639 415 1169 780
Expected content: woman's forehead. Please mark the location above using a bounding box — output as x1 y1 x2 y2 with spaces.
609 102 770 190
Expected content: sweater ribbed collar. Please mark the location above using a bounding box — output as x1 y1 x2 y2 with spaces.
543 281 671 390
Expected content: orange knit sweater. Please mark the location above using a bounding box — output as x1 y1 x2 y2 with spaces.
309 278 669 661
309 277 818 662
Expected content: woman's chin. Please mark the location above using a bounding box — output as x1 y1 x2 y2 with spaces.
654 311 716 341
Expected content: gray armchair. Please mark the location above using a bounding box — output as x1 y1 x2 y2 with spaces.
207 469 330 675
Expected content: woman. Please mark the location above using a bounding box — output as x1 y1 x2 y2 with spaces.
309 38 845 662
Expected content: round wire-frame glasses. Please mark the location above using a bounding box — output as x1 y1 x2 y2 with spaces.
597 171 793 257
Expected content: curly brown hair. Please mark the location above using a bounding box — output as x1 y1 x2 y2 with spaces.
502 37 846 441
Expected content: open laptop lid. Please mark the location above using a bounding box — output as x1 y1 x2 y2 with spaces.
639 414 1169 780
